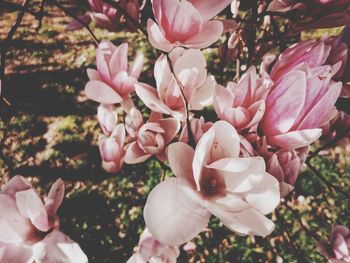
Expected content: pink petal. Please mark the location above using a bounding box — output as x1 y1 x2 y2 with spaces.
124 142 152 164
15 189 50 232
214 85 234 119
158 118 180 145
45 179 65 215
33 230 88 263
96 40 113 82
188 0 232 21
0 242 33 263
66 14 92 31
109 43 129 76
223 107 251 129
111 71 136 95
147 19 175 52
268 129 322 149
262 70 306 135
86 68 101 81
85 80 123 104
1 175 31 198
130 52 144 79
135 83 172 115
159 0 202 43
144 178 210 245
189 76 216 110
167 142 196 188
185 20 224 49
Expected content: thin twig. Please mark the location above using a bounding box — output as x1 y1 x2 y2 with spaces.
101 0 148 36
48 0 99 45
305 159 350 199
0 0 31 105
35 0 47 31
165 54 196 148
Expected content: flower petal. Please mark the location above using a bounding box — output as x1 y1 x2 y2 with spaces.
188 0 232 21
147 19 174 52
268 129 322 149
85 80 123 104
45 179 65 215
124 142 152 164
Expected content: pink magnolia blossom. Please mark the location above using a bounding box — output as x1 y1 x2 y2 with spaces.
144 121 280 245
147 0 232 52
261 41 342 149
267 147 308 197
125 108 144 139
127 228 179 263
318 225 350 263
179 117 212 144
268 0 350 32
125 113 180 164
0 176 88 263
135 48 216 120
97 104 118 136
88 0 120 31
99 123 126 173
85 40 144 111
214 66 272 131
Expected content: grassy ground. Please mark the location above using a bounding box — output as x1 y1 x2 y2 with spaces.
1 1 350 262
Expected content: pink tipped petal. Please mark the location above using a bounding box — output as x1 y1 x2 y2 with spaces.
167 142 196 188
135 83 171 115
85 80 123 104
15 189 50 232
130 52 144 79
214 85 234 119
124 142 152 164
0 242 33 263
33 230 88 263
109 43 129 75
269 129 322 149
112 71 136 95
188 0 232 21
189 76 216 110
144 178 210 245
66 14 92 31
147 19 174 52
45 179 65 215
185 20 224 49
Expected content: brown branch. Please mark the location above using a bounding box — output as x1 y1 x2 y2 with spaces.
35 0 47 31
165 54 196 148
0 0 31 106
48 0 99 45
101 0 148 36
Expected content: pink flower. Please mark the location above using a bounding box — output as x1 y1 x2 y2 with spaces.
125 113 180 164
99 123 126 173
88 0 120 31
267 147 308 196
179 117 212 144
144 121 280 245
127 228 179 263
147 0 232 52
318 225 350 263
125 108 143 139
214 66 272 131
0 176 88 263
85 40 144 111
261 42 342 149
135 48 216 120
268 0 350 32
97 104 118 136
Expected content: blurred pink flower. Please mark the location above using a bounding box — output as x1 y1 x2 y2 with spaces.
179 117 212 144
318 225 350 263
135 48 215 120
125 107 143 139
268 0 350 32
0 176 88 263
261 41 342 149
147 0 231 52
88 0 120 31
125 113 180 164
99 123 126 173
214 66 272 131
85 40 144 111
127 228 179 263
144 121 280 245
97 104 118 136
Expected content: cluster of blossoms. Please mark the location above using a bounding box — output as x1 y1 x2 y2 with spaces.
1 0 350 261
80 0 350 260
